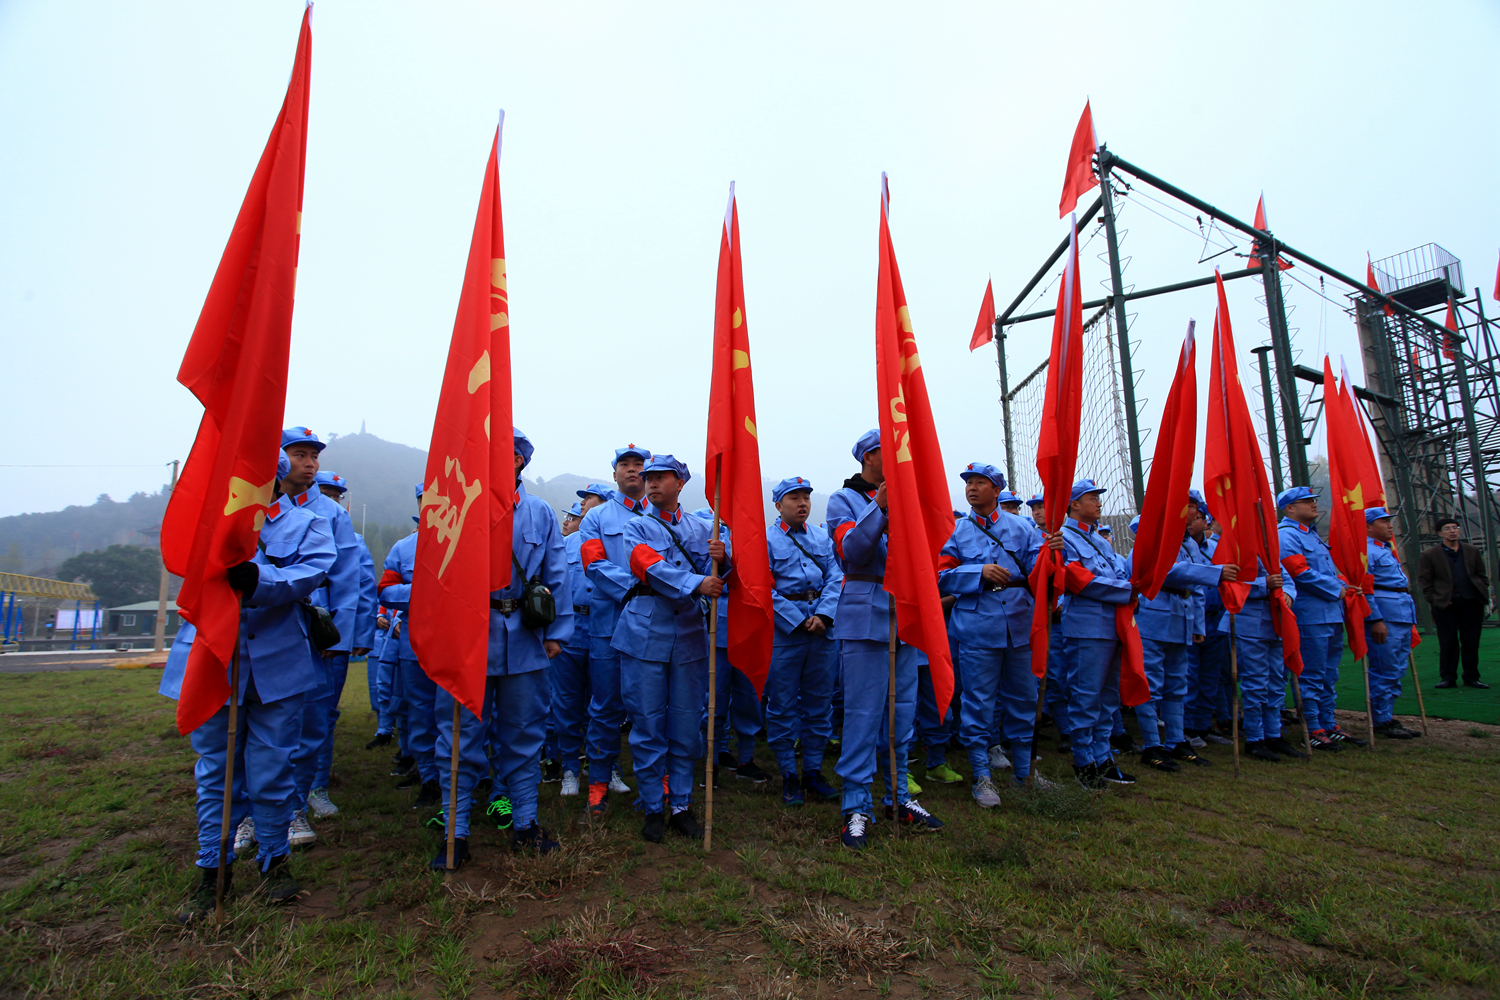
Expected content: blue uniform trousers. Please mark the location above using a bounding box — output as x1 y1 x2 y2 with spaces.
374 645 400 738
190 692 306 869
1135 639 1190 749
1298 624 1344 733
620 650 709 814
311 652 350 790
1044 624 1069 728
1185 633 1230 731
366 653 381 715
835 639 918 816
401 657 440 783
386 647 410 753
1063 637 1121 767
764 639 836 776
546 643 590 767
1368 624 1413 724
916 654 961 766
433 671 549 836
289 659 333 810
1233 635 1285 743
713 653 764 766
586 636 628 780
958 643 1035 780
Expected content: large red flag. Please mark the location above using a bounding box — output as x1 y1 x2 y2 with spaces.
968 278 997 351
1027 216 1084 676
409 117 514 719
162 10 311 735
1323 356 1375 659
1130 321 1198 601
1058 101 1099 218
1204 271 1302 673
704 185 774 696
875 175 956 720
1342 356 1385 509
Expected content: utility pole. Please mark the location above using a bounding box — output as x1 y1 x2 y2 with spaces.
994 325 1015 489
1251 346 1285 494
1258 241 1309 485
1095 146 1147 508
153 460 179 655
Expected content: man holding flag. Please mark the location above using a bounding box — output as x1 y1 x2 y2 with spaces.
1365 508 1421 739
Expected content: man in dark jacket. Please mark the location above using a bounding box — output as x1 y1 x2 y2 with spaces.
1416 518 1491 689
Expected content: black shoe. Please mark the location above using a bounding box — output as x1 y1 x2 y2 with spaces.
1110 733 1140 755
1099 764 1136 785
1168 742 1212 767
1374 720 1411 740
801 770 840 801
1140 746 1181 772
1328 727 1368 747
781 773 805 806
840 812 870 850
511 823 559 854
1394 722 1424 738
1435 680 1456 689
1056 737 1072 755
261 853 302 901
365 732 392 750
1465 681 1491 689
541 758 562 783
1264 737 1308 759
1308 731 1341 752
412 779 442 811
641 812 665 843
1280 709 1301 726
429 838 470 871
391 754 417 777
884 799 944 831
178 863 228 924
735 760 771 784
717 750 737 770
1073 763 1104 790
668 808 705 840
474 776 492 801
1245 741 1280 763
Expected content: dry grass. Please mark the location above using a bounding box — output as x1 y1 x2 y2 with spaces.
760 901 930 978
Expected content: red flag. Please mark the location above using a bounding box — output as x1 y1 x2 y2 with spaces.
409 117 515 720
1130 321 1198 601
1027 216 1085 676
1342 356 1385 509
1367 254 1394 317
1442 302 1459 360
1253 194 1267 232
1323 357 1374 659
1058 101 1099 218
1493 251 1499 302
968 278 997 352
1248 194 1291 270
704 185 774 697
162 10 311 736
875 175 956 719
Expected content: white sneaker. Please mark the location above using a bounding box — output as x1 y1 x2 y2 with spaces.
972 776 1002 809
1188 735 1207 749
987 745 1012 771
560 770 580 796
1032 773 1062 791
307 787 339 819
288 811 316 847
608 766 631 794
233 816 256 853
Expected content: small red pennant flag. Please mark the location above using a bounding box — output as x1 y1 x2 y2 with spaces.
969 278 997 351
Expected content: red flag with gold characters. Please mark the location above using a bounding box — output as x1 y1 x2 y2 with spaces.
704 184 774 696
1027 215 1084 676
968 278 996 351
408 116 514 719
875 175 956 719
1058 101 1098 218
1323 356 1375 659
162 9 311 736
1130 321 1198 601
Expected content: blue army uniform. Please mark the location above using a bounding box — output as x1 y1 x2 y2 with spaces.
376 610 409 753
763 478 842 792
612 456 720 825
690 511 764 773
1058 481 1134 775
579 447 653 801
547 500 594 781
378 487 440 793
367 606 393 726
1184 498 1231 738
160 473 336 873
430 430 572 863
1365 508 1418 732
1125 518 1222 766
937 464 1043 794
1217 563 1299 749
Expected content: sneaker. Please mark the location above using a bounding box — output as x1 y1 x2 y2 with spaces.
972 776 1002 809
669 808 705 840
412 779 442 811
840 812 870 850
233 817 256 853
541 758 562 783
782 773 805 806
1140 746 1181 772
1017 772 1062 791
390 754 417 777
261 853 302 902
288 811 316 847
1188 734 1208 749
1098 764 1136 785
801 770 840 801
307 788 339 819
429 838 470 871
1245 740 1281 762
1328 726 1368 747
560 770 581 796
511 823 559 854
641 812 665 842
1202 730 1233 746
486 796 513 830
178 864 227 924
717 750 737 770
1373 720 1410 740
608 767 631 794
927 762 964 784
1308 731 1341 753
1073 763 1105 790
587 782 609 816
735 760 772 784
906 773 923 796
1110 732 1140 755
423 810 448 833
886 798 944 832
1394 722 1424 739
1264 737 1309 759
1168 742 1212 767
394 769 422 790
365 732 392 749
987 745 1013 771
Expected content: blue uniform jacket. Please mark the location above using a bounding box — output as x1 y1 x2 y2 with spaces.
611 503 724 663
1277 517 1347 627
1186 533 1223 630
1059 518 1133 639
768 517 841 645
580 492 649 639
937 508 1040 648
485 484 573 674
1367 539 1416 624
1127 539 1222 645
826 482 892 643
1216 561 1299 640
563 531 594 647
288 488 362 653
353 533 377 650
378 533 418 660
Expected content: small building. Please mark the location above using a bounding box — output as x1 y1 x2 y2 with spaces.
106 601 182 641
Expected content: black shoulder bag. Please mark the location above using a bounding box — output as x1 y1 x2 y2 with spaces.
511 552 558 631
257 538 342 651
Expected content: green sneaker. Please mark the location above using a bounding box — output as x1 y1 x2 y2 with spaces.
486 796 513 830
927 762 964 785
906 773 923 796
423 810 447 832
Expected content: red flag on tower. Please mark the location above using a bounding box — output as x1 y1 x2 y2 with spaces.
1442 302 1460 360
1058 101 1099 218
1130 321 1199 602
1248 194 1292 270
704 185 775 696
408 117 515 720
968 278 997 352
1366 255 1393 316
875 175 956 720
162 9 311 736
1493 251 1499 302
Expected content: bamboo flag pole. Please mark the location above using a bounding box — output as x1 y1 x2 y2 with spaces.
214 607 244 923
1409 645 1429 736
886 602 900 838
704 458 723 852
1361 652 1377 748
1229 614 1240 778
1252 500 1312 759
445 700 461 871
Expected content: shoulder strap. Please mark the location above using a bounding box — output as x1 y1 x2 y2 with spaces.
968 517 1027 576
654 516 705 575
256 537 284 569
783 530 827 573
1063 523 1116 563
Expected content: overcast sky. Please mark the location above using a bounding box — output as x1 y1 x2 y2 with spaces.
2 1 1497 521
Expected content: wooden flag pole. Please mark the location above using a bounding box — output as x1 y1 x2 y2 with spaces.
1409 645 1429 736
1251 500 1312 759
1228 614 1240 778
1361 653 1377 748
886 602 900 838
705 459 723 853
446 701 461 871
215 607 244 923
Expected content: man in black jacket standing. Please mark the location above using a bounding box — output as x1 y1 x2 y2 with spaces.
1416 518 1492 689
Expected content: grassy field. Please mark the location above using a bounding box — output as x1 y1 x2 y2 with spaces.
1334 627 1500 726
1 667 1497 1000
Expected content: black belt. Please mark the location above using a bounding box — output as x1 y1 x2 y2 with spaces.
625 584 664 601
1374 585 1409 593
1161 587 1189 598
490 598 520 614
779 590 821 602
574 604 591 616
983 579 1032 592
844 573 884 584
